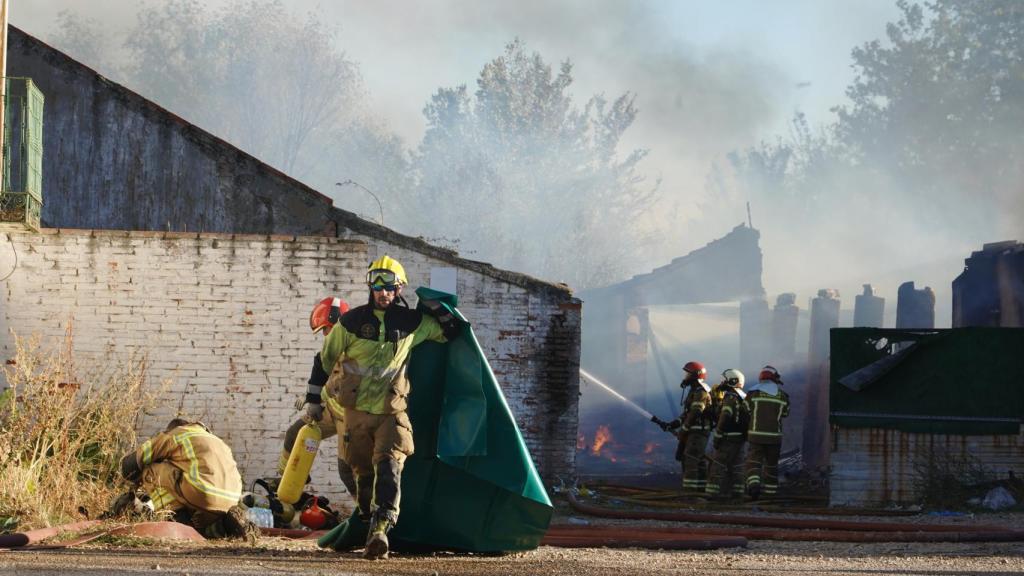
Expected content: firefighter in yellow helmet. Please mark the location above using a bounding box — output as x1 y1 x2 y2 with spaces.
274 297 358 505
116 418 254 539
744 365 790 500
705 369 749 501
312 255 461 559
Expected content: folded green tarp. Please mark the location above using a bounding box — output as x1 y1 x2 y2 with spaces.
319 287 552 552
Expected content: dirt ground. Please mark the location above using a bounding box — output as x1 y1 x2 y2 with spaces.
3 508 1024 575
3 538 1024 576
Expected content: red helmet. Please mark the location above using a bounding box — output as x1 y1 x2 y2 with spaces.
310 297 349 335
682 361 707 380
759 365 782 384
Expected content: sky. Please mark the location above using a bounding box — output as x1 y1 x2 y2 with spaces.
12 0 986 324
11 0 898 153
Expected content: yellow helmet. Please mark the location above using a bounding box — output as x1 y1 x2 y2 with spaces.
366 255 408 286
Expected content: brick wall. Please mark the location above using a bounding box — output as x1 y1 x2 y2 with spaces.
0 229 580 503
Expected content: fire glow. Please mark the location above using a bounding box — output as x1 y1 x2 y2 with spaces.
591 425 612 455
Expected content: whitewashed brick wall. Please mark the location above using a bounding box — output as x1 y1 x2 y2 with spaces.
0 229 579 506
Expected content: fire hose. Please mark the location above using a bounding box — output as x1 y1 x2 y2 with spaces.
567 490 1024 542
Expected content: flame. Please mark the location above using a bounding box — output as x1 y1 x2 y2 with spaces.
643 441 658 454
591 425 612 455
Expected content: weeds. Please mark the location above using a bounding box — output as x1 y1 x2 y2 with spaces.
911 444 994 510
0 327 164 531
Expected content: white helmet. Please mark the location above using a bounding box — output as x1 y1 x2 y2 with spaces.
721 368 745 389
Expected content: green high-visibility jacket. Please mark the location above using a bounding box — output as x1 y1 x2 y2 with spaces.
321 303 447 415
745 383 790 445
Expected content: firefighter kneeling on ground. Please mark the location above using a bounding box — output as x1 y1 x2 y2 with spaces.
313 255 461 560
112 418 255 540
744 365 790 500
273 297 359 510
705 369 749 501
652 361 712 496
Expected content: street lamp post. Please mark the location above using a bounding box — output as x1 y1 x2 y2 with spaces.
335 179 384 226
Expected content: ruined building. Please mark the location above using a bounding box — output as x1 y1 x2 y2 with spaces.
953 240 1024 327
0 27 580 493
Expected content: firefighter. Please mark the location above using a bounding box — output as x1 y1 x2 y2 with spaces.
277 297 358 501
652 361 712 496
313 255 461 560
744 365 790 500
115 418 254 539
705 369 749 501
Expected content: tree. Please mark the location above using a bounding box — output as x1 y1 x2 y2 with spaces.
49 0 409 203
411 39 656 289
717 0 1024 267
836 0 1024 231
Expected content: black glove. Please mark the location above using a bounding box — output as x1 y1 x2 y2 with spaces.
650 415 671 432
422 299 462 340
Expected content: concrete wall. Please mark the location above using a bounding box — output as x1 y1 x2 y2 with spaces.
0 229 580 500
831 427 1024 506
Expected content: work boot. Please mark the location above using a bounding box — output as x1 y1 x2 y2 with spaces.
363 513 394 560
220 505 259 543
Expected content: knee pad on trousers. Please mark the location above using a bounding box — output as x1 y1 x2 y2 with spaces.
355 473 374 518
373 458 403 516
337 459 358 497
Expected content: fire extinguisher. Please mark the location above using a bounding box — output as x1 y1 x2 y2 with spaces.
277 422 321 505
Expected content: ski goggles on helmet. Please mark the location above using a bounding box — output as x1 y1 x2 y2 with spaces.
366 268 399 286
370 282 399 293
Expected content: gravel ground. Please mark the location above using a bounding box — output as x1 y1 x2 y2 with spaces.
3 539 1024 576
2 506 1023 575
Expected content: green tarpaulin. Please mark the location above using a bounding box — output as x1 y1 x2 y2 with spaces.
319 287 552 552
830 328 1024 435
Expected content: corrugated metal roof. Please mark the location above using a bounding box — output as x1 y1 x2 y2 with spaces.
830 426 1024 507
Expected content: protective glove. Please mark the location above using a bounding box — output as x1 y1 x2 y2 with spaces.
422 298 462 340
650 415 671 432
305 402 324 424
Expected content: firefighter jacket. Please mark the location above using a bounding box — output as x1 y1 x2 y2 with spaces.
745 382 789 445
709 382 727 426
133 424 243 513
714 387 749 440
321 303 447 415
679 380 713 432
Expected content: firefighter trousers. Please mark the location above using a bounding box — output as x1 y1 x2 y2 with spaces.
706 438 745 498
341 409 415 523
745 442 781 497
680 431 709 494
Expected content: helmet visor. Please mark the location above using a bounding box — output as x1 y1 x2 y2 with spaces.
367 268 398 286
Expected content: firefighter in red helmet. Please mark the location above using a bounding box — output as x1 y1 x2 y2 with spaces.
271 297 358 502
744 365 790 500
652 361 713 496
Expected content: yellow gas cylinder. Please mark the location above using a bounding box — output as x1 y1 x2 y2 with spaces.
277 423 321 505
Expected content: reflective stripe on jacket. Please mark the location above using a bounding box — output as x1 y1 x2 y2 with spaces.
135 424 243 511
681 381 713 432
746 387 790 444
321 303 446 415
715 389 749 439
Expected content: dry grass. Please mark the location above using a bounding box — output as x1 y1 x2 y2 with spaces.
0 327 164 531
